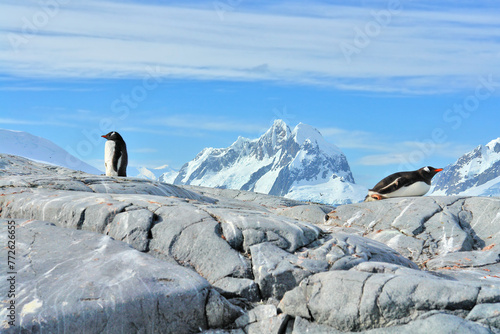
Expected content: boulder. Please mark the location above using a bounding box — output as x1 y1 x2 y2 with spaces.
250 242 324 300
204 207 321 253
325 196 500 264
280 265 500 332
0 219 212 333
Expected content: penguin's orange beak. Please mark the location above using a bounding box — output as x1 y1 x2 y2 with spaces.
435 168 443 172
101 135 107 138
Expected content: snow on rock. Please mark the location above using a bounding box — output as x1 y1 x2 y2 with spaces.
0 129 101 174
430 137 500 197
173 120 367 205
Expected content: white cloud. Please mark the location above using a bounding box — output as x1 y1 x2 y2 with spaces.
320 127 390 151
356 141 473 166
0 118 74 127
1 1 499 93
320 124 474 168
146 115 267 134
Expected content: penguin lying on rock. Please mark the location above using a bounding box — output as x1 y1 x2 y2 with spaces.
101 131 128 177
364 166 443 202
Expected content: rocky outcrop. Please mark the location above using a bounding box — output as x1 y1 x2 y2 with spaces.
0 219 240 333
324 196 500 267
1 154 500 333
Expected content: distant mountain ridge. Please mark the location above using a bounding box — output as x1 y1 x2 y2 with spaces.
430 137 500 197
172 120 367 204
133 165 178 183
0 129 101 175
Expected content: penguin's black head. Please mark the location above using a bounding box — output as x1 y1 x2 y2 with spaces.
101 131 123 141
419 166 443 180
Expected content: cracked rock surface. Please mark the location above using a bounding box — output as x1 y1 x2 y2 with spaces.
0 219 212 333
1 154 500 333
325 196 500 266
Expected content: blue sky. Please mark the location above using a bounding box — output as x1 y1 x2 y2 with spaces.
1 0 499 187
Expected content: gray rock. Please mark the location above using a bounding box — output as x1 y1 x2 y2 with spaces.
277 286 311 320
463 197 500 252
234 305 290 334
362 312 494 334
234 304 277 328
301 232 418 271
466 303 500 329
201 330 245 334
204 207 321 253
242 228 268 251
170 218 252 283
325 196 500 264
280 268 500 332
0 154 215 202
206 290 245 329
212 277 261 302
250 242 321 300
180 184 304 208
425 250 500 271
0 219 211 334
274 204 334 225
149 204 254 283
104 208 154 251
244 314 289 334
291 317 344 334
291 313 494 334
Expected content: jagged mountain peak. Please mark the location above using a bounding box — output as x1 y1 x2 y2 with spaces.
486 137 500 152
430 137 500 197
173 120 366 204
292 122 341 157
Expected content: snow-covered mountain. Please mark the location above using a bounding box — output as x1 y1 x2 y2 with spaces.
173 120 367 204
430 137 500 197
0 129 101 175
133 165 178 183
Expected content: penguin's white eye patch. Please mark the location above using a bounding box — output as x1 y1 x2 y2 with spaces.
424 166 430 172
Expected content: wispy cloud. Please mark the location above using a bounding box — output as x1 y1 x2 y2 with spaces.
319 127 390 151
320 125 473 167
0 117 74 127
145 115 267 134
357 142 473 166
1 1 499 93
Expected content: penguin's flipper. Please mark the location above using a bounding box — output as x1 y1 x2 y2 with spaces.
112 150 122 173
376 176 414 195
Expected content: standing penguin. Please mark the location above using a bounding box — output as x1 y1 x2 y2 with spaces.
101 131 128 177
365 166 443 202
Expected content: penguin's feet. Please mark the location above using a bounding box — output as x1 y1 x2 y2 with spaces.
364 194 384 202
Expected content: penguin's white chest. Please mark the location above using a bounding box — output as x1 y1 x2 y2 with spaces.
385 181 430 198
104 141 118 176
